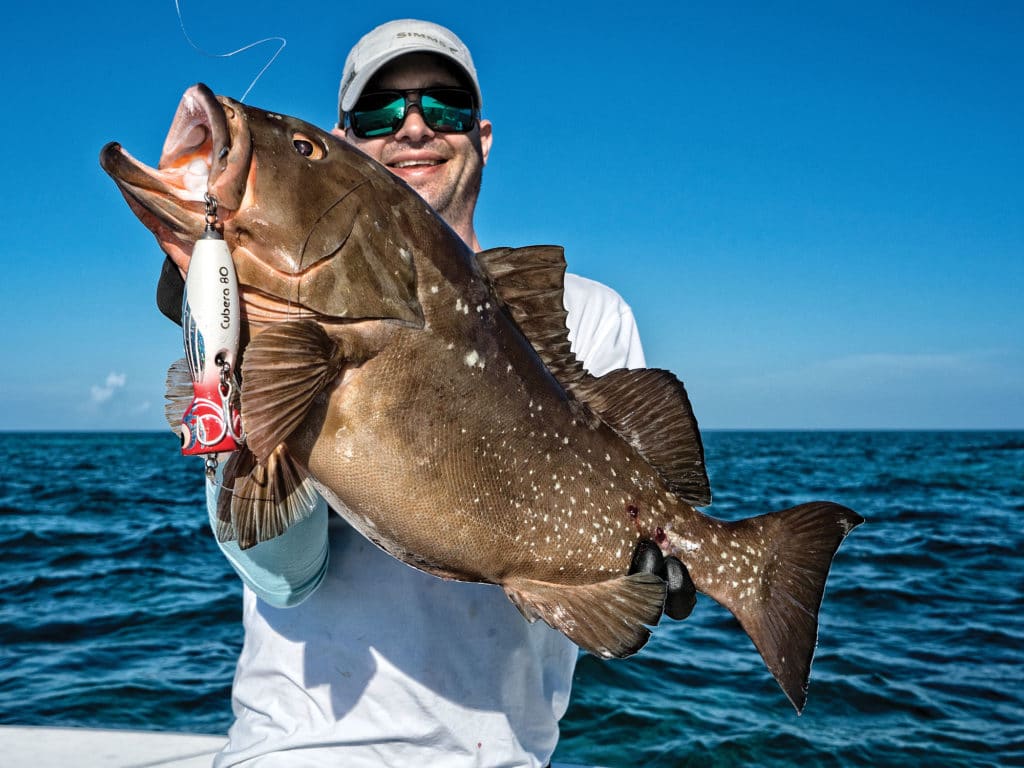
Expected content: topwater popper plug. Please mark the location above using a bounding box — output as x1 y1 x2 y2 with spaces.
179 194 243 460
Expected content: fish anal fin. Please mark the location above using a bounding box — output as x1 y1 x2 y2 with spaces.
219 443 319 549
693 501 864 713
577 369 711 506
502 573 666 659
240 320 347 464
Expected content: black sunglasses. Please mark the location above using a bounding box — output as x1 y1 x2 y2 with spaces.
345 88 479 139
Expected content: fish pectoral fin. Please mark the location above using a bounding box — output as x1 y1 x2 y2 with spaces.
218 443 319 549
240 320 347 464
164 357 193 437
502 573 666 659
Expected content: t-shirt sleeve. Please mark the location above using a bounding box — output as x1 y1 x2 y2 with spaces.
206 467 329 607
563 274 647 374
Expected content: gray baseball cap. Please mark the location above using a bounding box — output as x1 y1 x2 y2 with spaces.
338 19 482 116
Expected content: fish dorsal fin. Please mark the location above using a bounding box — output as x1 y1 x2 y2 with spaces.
476 246 589 389
503 573 666 658
575 369 712 507
217 444 319 549
476 246 711 506
240 320 347 464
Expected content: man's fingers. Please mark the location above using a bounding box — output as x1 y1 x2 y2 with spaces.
629 540 697 621
663 557 696 620
628 539 666 579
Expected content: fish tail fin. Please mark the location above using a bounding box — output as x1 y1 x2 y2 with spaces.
692 501 863 713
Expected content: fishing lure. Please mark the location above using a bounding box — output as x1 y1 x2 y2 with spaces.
179 195 243 460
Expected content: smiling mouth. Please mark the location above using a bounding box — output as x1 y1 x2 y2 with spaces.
389 159 445 169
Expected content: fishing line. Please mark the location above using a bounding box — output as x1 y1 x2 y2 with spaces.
174 0 286 102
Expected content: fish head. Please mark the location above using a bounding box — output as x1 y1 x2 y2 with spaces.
101 83 425 326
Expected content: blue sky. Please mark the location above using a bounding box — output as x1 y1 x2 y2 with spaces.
1 1 1020 430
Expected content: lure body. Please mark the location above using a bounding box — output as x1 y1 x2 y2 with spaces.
180 233 242 454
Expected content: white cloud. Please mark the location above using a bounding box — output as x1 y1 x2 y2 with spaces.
90 371 127 403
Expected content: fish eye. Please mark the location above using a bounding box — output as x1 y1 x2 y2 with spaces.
292 132 325 160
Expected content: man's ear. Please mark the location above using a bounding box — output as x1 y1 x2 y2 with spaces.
331 126 346 140
479 119 493 166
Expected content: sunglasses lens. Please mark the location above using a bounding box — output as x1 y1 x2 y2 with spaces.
349 89 477 137
350 92 405 137
421 89 477 133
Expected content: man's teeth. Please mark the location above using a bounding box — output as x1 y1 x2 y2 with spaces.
392 159 442 168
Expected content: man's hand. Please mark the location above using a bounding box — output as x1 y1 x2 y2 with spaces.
629 540 696 621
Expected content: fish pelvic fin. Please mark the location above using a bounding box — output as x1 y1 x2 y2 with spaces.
240 319 346 464
692 502 863 713
217 444 319 549
503 573 666 658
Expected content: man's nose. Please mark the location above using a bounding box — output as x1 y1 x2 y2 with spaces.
395 104 434 142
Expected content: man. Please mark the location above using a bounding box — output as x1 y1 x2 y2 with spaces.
200 19 693 767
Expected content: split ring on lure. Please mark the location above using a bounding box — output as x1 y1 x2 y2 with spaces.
179 199 243 456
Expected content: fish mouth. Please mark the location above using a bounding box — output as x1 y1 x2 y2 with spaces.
100 83 251 271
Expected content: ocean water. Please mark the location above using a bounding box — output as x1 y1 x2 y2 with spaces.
1 430 1021 767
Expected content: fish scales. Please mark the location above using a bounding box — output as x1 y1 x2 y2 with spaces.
100 83 863 712
299 284 658 586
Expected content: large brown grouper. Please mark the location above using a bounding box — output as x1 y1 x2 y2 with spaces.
100 84 863 712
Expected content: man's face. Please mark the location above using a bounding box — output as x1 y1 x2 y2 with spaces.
336 53 492 233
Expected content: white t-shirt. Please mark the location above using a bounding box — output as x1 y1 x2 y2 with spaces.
210 273 645 768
